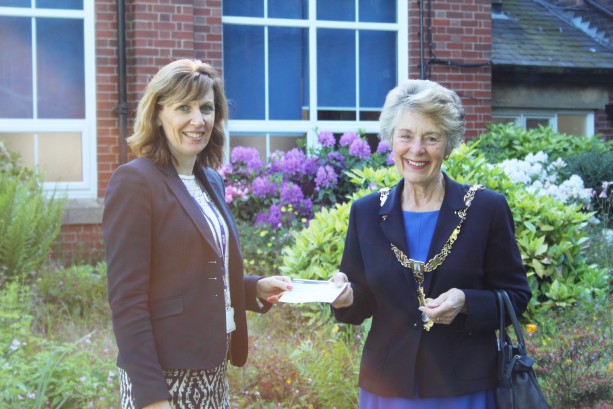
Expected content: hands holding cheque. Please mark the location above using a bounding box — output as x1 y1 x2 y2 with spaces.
266 273 353 306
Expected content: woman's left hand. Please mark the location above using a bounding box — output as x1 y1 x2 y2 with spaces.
256 276 293 303
418 288 466 325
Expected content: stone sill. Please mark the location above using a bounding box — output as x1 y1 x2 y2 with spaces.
62 198 104 225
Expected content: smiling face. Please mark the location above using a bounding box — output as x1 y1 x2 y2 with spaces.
156 88 215 173
392 110 447 188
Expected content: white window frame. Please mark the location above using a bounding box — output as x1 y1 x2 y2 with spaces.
492 109 595 137
222 0 408 157
0 2 97 199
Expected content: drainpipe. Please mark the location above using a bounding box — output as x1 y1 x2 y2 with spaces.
117 0 128 164
419 0 426 79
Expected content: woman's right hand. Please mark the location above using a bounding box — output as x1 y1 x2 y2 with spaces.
143 400 172 409
330 272 353 308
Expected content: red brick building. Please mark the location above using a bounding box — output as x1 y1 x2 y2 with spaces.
0 0 611 261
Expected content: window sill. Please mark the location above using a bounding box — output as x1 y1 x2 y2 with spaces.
62 198 104 225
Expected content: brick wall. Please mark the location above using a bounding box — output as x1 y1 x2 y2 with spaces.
408 0 492 140
53 224 105 264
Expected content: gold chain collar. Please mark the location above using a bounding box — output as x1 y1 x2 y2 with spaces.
381 184 483 330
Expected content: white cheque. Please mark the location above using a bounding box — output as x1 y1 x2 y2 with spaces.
278 279 348 304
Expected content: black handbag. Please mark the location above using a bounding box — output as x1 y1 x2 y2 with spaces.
495 290 550 409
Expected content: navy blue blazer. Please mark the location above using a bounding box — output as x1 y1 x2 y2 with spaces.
333 173 531 399
103 157 269 408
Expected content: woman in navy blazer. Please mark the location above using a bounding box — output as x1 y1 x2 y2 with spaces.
330 80 531 408
103 60 291 409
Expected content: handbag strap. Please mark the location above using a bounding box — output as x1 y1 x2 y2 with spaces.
496 290 526 347
496 290 527 378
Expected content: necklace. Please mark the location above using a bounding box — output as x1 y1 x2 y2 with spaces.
383 184 483 330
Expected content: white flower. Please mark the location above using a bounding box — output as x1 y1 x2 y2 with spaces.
495 152 590 206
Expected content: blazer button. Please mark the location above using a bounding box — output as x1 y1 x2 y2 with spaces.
413 322 419 329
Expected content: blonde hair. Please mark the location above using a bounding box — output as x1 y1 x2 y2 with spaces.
379 79 465 156
127 59 228 169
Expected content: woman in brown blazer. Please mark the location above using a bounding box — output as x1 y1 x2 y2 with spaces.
103 59 291 409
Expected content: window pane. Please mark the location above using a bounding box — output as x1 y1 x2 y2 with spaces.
37 0 83 10
230 134 303 159
359 30 396 110
230 134 267 159
0 0 30 7
0 16 33 118
269 0 308 19
557 114 586 136
526 118 549 129
38 132 82 182
359 0 396 22
269 27 308 120
37 18 85 119
317 29 355 108
317 0 354 21
223 25 265 120
270 134 303 152
223 0 263 17
0 133 34 170
359 110 380 121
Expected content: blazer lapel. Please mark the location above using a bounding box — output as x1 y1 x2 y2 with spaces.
161 164 219 254
198 168 238 239
379 179 408 252
422 174 468 296
379 179 420 297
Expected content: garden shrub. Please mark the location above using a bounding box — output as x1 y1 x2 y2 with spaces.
562 149 613 224
227 309 314 409
471 123 612 163
0 146 66 286
33 262 109 320
525 305 612 408
0 282 118 408
228 306 364 409
291 324 361 408
222 130 391 230
281 143 609 317
236 219 297 276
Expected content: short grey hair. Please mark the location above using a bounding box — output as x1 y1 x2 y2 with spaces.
379 79 465 156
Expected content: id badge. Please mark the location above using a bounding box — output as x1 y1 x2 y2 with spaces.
226 307 236 333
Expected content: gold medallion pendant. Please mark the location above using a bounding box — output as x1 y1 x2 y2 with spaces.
386 185 483 331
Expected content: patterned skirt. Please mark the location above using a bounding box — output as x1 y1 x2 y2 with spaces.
119 359 230 409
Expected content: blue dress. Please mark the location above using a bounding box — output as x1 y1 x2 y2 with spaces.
358 210 496 409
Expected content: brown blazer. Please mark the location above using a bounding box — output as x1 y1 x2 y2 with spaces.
103 157 269 408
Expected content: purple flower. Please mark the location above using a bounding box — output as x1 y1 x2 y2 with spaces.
327 151 345 165
255 204 283 228
251 176 277 198
386 152 395 166
279 148 307 177
298 198 313 216
376 140 391 154
230 146 264 173
315 165 338 190
349 139 371 159
302 156 320 176
280 182 304 206
268 151 285 173
317 130 335 147
339 132 359 147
